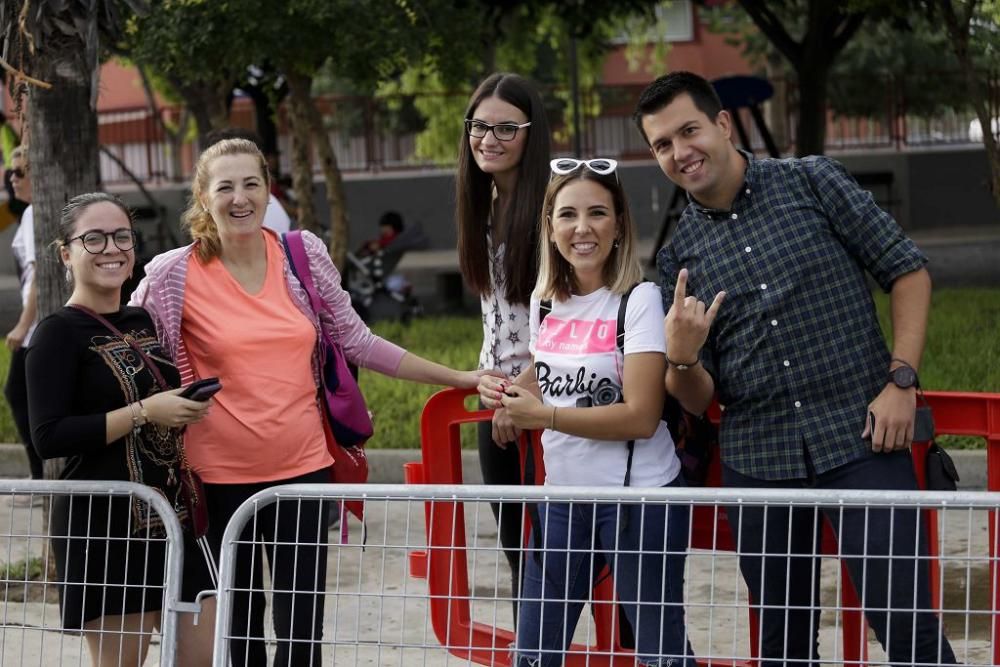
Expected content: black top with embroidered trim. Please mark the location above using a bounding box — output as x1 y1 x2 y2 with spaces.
656 152 926 481
27 306 185 521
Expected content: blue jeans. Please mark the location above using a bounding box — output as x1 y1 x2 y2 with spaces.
724 450 956 666
516 478 695 667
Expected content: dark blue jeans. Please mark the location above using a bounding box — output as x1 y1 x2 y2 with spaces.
516 478 696 667
723 450 956 666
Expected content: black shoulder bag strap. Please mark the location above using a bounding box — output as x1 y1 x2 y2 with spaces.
68 304 168 390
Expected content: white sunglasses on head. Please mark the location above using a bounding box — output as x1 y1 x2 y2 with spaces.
549 157 619 176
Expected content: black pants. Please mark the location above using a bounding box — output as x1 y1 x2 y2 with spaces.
194 467 331 667
5 347 43 479
477 419 524 617
724 450 956 666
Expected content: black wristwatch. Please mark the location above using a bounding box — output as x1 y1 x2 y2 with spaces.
888 362 919 389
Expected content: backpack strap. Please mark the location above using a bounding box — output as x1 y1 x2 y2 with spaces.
615 282 644 532
615 282 643 353
539 299 552 324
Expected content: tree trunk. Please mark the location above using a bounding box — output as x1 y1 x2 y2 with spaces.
289 70 350 270
27 50 100 479
173 78 233 146
765 53 789 151
285 72 319 235
794 61 829 156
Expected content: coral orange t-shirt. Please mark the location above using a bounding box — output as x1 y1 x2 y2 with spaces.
180 232 331 483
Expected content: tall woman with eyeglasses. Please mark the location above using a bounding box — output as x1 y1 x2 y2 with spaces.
455 72 551 618
26 193 210 667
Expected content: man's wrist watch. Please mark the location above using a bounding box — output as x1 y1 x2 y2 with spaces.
888 362 919 389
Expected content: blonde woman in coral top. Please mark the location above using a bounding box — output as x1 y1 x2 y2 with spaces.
132 138 490 666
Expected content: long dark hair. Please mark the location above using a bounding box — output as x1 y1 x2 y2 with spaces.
455 73 551 306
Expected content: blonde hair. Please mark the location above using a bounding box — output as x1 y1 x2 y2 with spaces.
9 145 27 165
535 169 642 302
182 138 269 262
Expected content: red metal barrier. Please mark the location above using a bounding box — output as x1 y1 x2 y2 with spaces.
407 388 1000 666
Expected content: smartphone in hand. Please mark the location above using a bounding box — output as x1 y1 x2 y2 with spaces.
180 377 222 402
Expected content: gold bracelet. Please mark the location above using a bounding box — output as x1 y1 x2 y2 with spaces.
127 402 141 433
136 399 149 428
550 406 557 431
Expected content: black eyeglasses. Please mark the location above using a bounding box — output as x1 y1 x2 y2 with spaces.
66 228 137 254
9 168 26 179
465 119 531 142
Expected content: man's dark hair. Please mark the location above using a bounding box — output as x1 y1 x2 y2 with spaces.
379 210 404 233
632 71 724 145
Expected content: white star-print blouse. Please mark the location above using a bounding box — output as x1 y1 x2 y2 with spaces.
478 232 531 380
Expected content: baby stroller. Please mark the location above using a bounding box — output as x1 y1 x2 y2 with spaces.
345 221 428 323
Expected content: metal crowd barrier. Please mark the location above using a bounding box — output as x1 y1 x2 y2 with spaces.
211 483 1000 666
0 480 189 666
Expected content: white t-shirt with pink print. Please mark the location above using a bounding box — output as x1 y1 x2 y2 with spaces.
528 282 681 488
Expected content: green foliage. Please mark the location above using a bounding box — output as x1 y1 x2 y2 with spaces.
0 347 12 443
0 556 46 582
122 0 262 105
380 1 666 164
359 317 483 449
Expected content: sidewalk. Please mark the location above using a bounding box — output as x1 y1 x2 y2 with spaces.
0 444 992 489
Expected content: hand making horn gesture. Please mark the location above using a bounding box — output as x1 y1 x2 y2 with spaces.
664 268 725 366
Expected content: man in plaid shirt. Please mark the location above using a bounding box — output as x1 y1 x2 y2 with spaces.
634 71 954 665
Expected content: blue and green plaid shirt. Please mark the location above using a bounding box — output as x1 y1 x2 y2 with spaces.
657 152 927 480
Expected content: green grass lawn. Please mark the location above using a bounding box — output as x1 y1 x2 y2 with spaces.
1 288 997 449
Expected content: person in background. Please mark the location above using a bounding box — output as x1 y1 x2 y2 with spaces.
0 111 26 221
455 72 551 620
4 145 42 485
358 210 403 256
27 192 209 667
132 137 494 666
480 158 695 666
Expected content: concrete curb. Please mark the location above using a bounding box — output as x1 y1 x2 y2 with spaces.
0 443 989 490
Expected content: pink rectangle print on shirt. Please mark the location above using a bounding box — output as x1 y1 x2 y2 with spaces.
536 317 617 355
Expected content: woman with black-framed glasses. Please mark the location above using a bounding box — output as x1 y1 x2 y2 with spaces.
455 72 551 624
26 192 209 667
